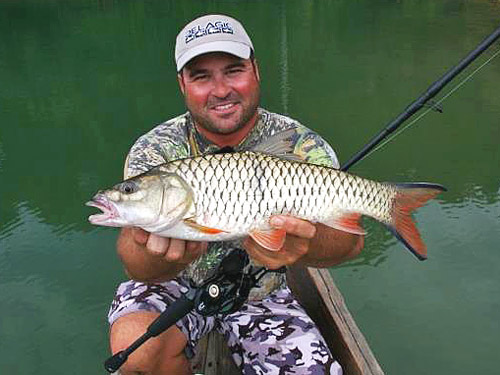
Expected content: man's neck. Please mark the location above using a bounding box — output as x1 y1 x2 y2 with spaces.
194 112 259 147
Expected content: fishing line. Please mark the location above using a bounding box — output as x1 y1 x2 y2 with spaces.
365 47 500 158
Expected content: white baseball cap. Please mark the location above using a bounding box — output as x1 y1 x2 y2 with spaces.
175 14 254 72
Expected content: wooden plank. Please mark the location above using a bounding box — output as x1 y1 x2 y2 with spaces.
191 332 240 374
190 334 208 374
287 266 384 375
205 332 240 375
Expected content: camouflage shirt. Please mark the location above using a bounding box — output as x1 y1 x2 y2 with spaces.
124 108 339 300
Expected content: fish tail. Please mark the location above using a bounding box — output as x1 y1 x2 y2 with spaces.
386 183 446 260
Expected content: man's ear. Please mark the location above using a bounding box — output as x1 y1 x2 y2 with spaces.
251 58 261 82
177 72 186 95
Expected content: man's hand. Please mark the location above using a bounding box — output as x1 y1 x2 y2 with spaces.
243 215 316 270
117 227 208 282
131 228 207 265
243 215 364 270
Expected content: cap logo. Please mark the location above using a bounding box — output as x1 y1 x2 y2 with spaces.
185 21 234 44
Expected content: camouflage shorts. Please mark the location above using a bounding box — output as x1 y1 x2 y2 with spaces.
108 279 342 375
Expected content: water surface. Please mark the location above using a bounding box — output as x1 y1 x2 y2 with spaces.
1 1 499 373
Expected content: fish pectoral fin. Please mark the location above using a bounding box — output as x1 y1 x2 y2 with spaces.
321 213 366 235
249 228 287 251
183 219 227 234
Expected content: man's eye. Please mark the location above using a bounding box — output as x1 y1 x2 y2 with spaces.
193 74 209 81
227 69 243 75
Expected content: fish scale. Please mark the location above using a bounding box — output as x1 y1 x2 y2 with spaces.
163 152 390 232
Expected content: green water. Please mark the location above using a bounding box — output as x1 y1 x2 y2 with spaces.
0 1 499 373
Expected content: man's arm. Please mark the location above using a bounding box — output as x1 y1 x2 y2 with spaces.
117 227 207 283
243 215 364 270
302 222 364 267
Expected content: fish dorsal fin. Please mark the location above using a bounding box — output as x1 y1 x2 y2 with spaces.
249 228 287 251
251 128 305 162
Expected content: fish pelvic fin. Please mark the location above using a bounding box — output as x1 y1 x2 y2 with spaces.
249 228 287 251
183 219 227 234
388 183 446 260
321 212 366 235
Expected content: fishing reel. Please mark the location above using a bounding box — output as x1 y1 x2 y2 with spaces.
193 248 285 316
193 249 252 316
104 248 285 373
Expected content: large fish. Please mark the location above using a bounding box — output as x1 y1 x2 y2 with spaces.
87 130 445 260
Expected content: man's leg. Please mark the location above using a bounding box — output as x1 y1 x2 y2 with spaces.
110 311 190 375
219 287 342 375
108 279 215 375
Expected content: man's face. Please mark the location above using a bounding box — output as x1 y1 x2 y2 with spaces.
178 52 260 135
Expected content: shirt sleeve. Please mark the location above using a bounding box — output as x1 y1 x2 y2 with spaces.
123 135 169 179
123 116 191 180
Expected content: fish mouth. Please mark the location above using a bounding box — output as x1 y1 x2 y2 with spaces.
86 194 120 226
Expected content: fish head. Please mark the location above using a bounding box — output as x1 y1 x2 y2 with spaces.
86 172 193 230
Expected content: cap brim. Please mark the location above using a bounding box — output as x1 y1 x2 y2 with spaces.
176 41 251 71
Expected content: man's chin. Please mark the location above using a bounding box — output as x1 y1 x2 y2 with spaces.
200 116 245 134
209 123 243 135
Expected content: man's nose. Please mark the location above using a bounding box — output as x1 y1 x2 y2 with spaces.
211 76 231 98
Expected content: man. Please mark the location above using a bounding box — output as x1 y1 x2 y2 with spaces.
109 14 363 375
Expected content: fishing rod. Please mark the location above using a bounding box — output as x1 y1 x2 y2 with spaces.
341 24 500 171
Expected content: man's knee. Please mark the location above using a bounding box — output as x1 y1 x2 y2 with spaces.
110 311 189 374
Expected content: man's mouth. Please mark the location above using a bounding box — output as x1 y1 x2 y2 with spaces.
210 102 239 113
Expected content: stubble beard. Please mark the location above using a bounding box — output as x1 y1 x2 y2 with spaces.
189 89 260 135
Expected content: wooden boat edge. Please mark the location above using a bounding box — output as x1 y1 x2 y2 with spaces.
288 266 384 375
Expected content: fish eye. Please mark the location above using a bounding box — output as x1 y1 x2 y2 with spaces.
119 181 138 195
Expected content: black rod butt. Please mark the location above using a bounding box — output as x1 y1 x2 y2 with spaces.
104 350 128 373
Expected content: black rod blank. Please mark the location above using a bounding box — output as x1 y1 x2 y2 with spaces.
341 24 500 172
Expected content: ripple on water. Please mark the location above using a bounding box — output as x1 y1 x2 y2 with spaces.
0 218 23 241
441 183 500 217
0 201 43 241
52 222 78 237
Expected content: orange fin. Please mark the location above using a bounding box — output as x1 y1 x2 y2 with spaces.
249 228 287 251
183 219 226 234
388 183 446 260
321 212 366 235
